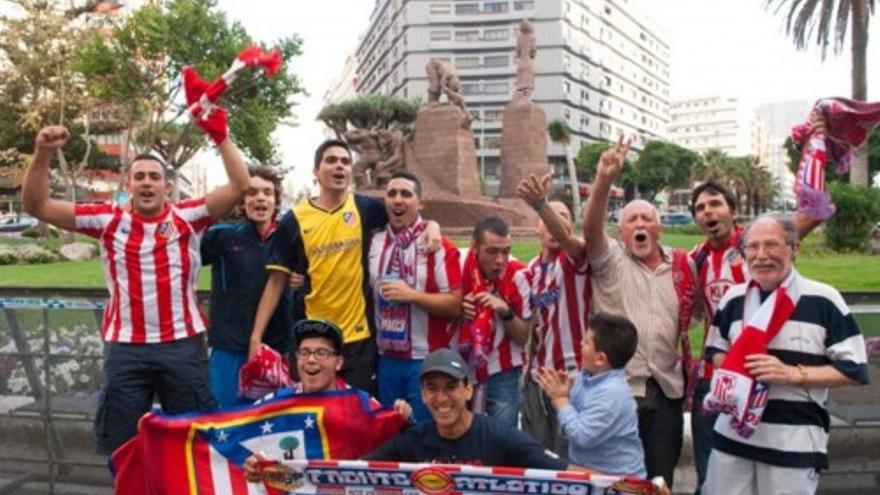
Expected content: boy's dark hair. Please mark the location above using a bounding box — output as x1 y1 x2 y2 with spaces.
689 180 737 217
472 216 509 244
247 164 283 214
589 312 638 369
313 139 351 169
388 170 422 198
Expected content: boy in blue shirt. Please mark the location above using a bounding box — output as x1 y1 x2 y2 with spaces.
536 312 646 478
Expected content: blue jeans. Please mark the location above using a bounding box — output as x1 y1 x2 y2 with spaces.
485 366 522 429
378 355 429 423
209 347 252 409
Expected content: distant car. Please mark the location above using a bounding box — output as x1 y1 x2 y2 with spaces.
660 212 693 226
0 214 38 233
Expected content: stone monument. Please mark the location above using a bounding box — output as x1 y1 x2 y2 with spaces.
401 58 536 227
498 20 549 198
408 59 481 197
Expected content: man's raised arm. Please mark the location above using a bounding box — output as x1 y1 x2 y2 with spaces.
21 126 77 231
516 173 586 263
204 137 249 222
582 136 631 259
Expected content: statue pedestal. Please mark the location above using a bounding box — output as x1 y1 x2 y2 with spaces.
499 99 549 197
409 104 481 198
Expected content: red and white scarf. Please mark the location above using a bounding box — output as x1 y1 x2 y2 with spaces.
671 249 698 410
457 249 495 371
703 270 801 438
384 216 426 281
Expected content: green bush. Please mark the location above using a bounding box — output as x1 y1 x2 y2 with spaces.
0 246 17 265
20 228 40 239
825 183 880 251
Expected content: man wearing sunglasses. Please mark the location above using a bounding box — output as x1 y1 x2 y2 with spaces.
249 140 441 395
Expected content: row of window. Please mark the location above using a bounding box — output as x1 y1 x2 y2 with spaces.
438 1 534 16
455 54 509 69
429 27 511 42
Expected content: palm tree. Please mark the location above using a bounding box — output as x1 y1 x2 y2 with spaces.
547 119 581 219
766 0 875 186
691 149 728 183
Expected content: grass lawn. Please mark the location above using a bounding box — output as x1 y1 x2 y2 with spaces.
0 230 876 291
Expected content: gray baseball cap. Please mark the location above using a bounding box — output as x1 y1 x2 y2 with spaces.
420 349 471 380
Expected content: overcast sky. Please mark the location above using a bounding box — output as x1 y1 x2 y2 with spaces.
188 1 880 190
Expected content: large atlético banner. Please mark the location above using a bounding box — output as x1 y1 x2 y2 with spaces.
256 460 660 495
111 388 408 495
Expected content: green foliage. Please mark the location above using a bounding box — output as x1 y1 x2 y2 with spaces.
692 150 777 215
547 119 571 145
0 0 112 170
74 0 305 167
573 142 611 182
20 228 40 239
633 140 700 200
317 94 421 138
824 182 880 251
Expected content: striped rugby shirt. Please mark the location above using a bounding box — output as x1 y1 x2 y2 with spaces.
74 200 211 344
704 269 869 469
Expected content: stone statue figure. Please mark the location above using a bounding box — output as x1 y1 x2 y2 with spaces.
425 58 473 129
343 128 382 187
375 128 406 182
514 20 537 101
343 127 407 188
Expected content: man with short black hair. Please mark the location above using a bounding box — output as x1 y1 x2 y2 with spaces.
250 140 441 395
457 216 531 428
364 349 569 469
369 170 462 422
22 123 249 455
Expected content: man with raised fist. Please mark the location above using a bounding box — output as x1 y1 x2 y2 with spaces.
21 119 248 456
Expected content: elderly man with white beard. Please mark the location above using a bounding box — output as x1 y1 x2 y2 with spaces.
581 137 693 489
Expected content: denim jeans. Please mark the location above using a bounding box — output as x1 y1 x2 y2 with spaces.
378 355 429 423
485 366 523 429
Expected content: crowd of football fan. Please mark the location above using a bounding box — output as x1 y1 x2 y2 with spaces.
21 115 868 495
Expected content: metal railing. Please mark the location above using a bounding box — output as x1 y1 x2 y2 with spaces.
0 287 876 493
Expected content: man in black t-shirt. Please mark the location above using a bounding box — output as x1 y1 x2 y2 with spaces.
364 349 570 470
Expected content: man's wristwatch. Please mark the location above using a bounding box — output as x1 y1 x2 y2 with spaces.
499 307 515 321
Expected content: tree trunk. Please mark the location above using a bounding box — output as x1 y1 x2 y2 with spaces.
564 144 582 221
849 0 870 186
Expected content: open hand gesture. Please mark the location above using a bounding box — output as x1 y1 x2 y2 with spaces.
596 135 632 183
34 126 70 153
535 367 572 402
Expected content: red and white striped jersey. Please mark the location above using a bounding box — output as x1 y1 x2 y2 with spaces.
689 227 749 322
457 248 532 381
75 200 212 344
368 233 461 359
526 250 591 379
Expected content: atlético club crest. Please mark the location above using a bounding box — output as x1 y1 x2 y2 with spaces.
156 221 176 239
343 211 355 224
